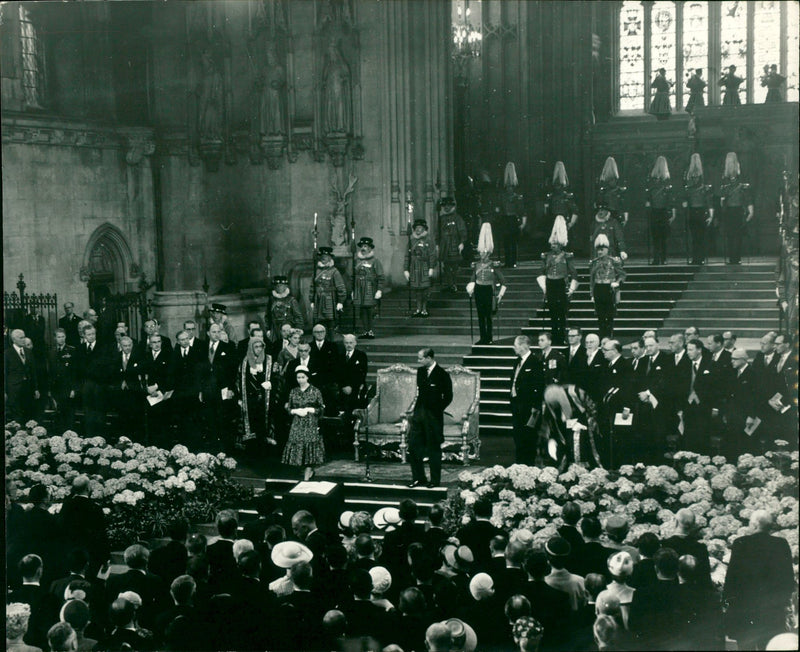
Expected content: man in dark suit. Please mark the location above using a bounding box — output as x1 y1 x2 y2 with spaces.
59 302 83 347
4 328 40 423
59 475 110 579
509 335 544 465
8 553 52 649
74 325 110 438
137 319 172 359
582 333 607 402
765 332 797 446
341 569 394 645
104 544 169 629
168 329 203 447
149 518 189 586
668 333 692 436
724 510 795 650
206 509 239 595
310 323 342 415
284 339 322 390
724 349 759 459
199 322 237 452
750 331 778 382
682 338 721 454
523 550 572 652
49 328 77 433
141 332 172 447
628 548 683 650
565 327 588 387
407 348 453 488
230 550 276 650
339 333 368 419
381 498 425 575
662 508 712 588
455 498 504 570
538 331 566 385
109 335 145 441
637 336 672 464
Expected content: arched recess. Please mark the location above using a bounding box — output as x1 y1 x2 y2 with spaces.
81 223 138 306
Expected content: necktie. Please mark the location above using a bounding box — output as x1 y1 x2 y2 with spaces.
646 356 653 375
511 359 522 397
690 362 698 393
633 358 639 371
347 352 352 360
19 348 26 364
182 348 188 358
209 343 215 363
123 354 128 371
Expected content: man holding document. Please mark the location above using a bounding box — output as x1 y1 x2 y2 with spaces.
200 323 238 453
724 349 758 459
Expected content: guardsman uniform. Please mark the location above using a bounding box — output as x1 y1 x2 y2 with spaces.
310 247 347 337
266 276 303 340
589 238 626 340
590 210 627 260
537 217 578 346
404 219 438 317
467 251 507 345
683 177 714 265
546 185 577 230
49 343 77 433
719 175 752 264
645 177 674 265
353 237 385 338
438 198 467 290
498 187 525 267
595 180 628 228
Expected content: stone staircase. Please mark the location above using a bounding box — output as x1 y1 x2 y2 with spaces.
660 262 779 337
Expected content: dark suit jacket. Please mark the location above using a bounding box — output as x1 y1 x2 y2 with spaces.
381 521 425 572
168 345 203 399
582 349 607 401
456 519 504 569
566 344 588 386
414 363 453 431
109 349 145 391
686 356 719 409
541 348 567 385
149 540 188 585
670 351 693 404
629 578 683 649
206 539 237 592
340 348 368 391
74 341 111 386
510 351 545 413
629 355 648 392
343 598 394 644
663 534 712 587
4 345 38 414
137 334 172 359
642 351 670 405
105 568 169 628
59 494 110 571
141 350 171 391
600 355 633 409
59 313 83 347
577 540 615 579
725 365 758 428
285 356 322 391
48 345 78 396
309 338 340 386
198 340 237 399
523 580 572 651
276 589 327 651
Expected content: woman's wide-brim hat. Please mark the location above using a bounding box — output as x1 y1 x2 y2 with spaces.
373 506 401 531
271 541 313 568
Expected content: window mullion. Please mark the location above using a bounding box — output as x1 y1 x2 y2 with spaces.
746 0 755 104
643 1 653 113
708 1 720 106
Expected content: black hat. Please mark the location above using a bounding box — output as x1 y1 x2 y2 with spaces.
440 196 456 207
317 246 333 257
544 536 571 558
357 237 375 248
211 303 227 314
413 218 427 230
272 275 289 285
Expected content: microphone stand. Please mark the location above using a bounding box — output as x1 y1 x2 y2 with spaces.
351 214 357 334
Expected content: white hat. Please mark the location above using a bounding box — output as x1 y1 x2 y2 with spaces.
117 591 142 608
369 566 392 594
441 618 478 652
477 222 494 255
469 573 495 600
594 233 610 249
607 551 634 578
271 541 313 568
549 215 569 246
373 507 401 531
338 510 355 531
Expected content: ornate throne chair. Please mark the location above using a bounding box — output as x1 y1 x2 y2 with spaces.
440 364 481 464
352 363 417 462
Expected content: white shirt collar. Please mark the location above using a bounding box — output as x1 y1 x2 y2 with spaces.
519 350 531 364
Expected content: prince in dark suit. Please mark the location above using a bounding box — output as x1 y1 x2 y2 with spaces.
509 335 544 465
408 348 452 488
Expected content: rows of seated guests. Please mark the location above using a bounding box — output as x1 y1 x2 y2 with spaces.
7 480 797 652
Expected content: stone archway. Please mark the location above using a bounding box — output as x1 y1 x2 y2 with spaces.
81 223 137 308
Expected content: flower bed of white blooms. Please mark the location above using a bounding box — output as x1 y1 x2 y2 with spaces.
6 421 251 548
448 449 799 587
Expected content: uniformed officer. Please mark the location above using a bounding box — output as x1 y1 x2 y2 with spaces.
545 161 578 230
595 156 629 227
404 218 437 318
645 156 676 265
589 235 626 340
497 162 527 268
537 216 578 346
590 209 628 261
266 275 303 342
437 196 467 291
466 223 507 345
310 246 347 338
719 152 754 265
682 153 715 265
49 328 77 433
353 237 385 339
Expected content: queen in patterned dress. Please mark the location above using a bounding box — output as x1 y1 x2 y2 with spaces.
282 365 325 480
236 338 276 454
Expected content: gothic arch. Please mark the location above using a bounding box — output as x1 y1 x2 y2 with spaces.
81 223 137 297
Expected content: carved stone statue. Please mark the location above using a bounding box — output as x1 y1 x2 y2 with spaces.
322 40 352 135
260 41 286 136
198 47 224 141
330 173 357 250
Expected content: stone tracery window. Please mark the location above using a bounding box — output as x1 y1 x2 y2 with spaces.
617 0 799 113
18 4 47 109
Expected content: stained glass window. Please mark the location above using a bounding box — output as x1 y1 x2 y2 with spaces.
787 1 799 103
619 1 645 111
682 1 709 88
617 1 799 111
753 2 781 104
18 5 46 109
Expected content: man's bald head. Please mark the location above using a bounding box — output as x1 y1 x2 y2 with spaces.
675 508 696 532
